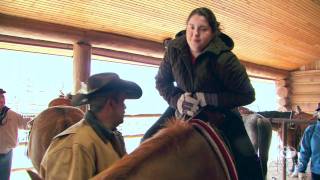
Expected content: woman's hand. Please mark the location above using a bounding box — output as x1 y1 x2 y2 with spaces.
177 92 199 116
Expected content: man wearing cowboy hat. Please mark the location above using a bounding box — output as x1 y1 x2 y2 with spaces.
40 73 142 180
0 88 31 180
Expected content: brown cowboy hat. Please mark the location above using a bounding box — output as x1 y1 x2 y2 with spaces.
71 73 142 106
0 88 6 94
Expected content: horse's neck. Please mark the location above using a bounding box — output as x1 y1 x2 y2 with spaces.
129 131 223 180
294 112 315 121
93 121 229 180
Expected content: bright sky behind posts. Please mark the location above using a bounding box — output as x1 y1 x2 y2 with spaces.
0 49 277 115
1 49 280 179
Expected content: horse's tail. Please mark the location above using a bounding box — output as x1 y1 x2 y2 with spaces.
254 114 272 178
257 115 272 161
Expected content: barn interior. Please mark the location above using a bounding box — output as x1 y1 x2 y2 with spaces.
1 1 320 179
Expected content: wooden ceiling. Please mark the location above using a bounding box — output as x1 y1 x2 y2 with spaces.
1 0 320 71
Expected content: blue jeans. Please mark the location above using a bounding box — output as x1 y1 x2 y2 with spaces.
0 149 13 180
312 172 320 180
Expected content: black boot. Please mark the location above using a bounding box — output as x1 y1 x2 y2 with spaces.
141 107 175 143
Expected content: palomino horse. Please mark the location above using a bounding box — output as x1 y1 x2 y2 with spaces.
238 107 272 179
27 96 84 172
92 119 238 180
47 93 73 107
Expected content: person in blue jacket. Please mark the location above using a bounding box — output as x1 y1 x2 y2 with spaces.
298 104 320 180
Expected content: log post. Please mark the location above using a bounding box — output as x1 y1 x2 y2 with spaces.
73 41 91 111
276 79 291 111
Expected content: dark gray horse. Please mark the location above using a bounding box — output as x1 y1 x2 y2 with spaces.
240 107 272 179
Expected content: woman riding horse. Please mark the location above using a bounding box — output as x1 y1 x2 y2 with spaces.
143 7 263 180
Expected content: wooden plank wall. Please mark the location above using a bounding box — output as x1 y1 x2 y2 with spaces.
289 60 320 113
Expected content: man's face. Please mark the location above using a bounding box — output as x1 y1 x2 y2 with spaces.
111 94 126 128
0 94 5 108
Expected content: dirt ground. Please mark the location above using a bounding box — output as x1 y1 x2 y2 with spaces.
267 159 312 180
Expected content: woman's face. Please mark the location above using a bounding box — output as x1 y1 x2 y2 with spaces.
186 14 214 54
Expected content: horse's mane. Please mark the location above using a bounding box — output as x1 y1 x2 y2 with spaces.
101 119 195 178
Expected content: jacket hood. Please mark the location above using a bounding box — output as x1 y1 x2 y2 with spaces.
218 33 234 50
171 30 234 55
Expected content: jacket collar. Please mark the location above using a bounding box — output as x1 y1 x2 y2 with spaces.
85 110 118 144
0 106 10 126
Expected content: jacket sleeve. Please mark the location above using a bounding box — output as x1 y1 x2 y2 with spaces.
298 126 313 173
40 144 95 180
11 110 30 130
215 53 255 108
155 48 184 108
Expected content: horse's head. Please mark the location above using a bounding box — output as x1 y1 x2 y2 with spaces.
291 105 315 121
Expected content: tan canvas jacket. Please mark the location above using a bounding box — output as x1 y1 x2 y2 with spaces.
40 115 126 180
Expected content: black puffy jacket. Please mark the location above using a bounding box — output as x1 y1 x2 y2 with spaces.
155 32 255 109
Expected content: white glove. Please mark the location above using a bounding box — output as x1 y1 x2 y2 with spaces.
195 92 218 107
177 92 199 117
298 172 307 180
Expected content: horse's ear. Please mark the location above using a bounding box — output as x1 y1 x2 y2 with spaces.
296 105 302 113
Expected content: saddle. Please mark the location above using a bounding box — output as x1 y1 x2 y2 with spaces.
190 119 238 180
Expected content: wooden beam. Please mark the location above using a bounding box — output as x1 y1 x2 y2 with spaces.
291 84 320 94
0 34 72 50
0 13 164 58
0 34 162 65
0 33 290 80
92 48 161 66
241 61 289 80
291 94 320 103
